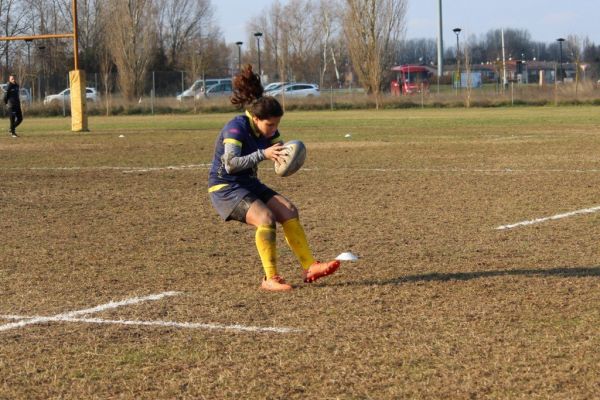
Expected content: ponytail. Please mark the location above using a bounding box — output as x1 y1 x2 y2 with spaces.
231 64 283 119
231 64 263 108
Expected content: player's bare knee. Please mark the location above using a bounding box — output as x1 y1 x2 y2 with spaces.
258 209 276 227
287 204 299 219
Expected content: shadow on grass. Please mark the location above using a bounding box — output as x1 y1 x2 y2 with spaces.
336 266 600 287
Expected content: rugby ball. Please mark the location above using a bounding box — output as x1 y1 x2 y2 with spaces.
274 140 306 177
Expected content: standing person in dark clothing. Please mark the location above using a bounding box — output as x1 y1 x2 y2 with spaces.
4 75 23 138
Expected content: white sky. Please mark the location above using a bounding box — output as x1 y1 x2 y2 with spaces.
215 0 600 45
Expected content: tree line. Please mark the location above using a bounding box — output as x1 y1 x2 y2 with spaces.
2 0 599 103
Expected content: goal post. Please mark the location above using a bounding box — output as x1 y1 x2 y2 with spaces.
0 0 87 132
69 70 88 131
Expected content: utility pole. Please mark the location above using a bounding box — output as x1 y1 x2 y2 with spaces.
501 28 507 90
254 32 263 80
557 38 565 83
437 0 443 92
453 28 461 93
235 41 243 72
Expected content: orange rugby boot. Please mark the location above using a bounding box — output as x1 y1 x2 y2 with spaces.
261 275 293 292
303 260 341 283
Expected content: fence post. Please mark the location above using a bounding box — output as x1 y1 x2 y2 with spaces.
151 71 155 115
63 73 69 117
330 86 333 111
511 81 514 106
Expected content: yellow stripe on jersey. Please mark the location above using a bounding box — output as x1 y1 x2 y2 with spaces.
223 138 242 147
208 183 229 192
245 110 260 137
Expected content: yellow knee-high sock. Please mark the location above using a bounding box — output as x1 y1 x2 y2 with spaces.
282 218 315 270
256 224 278 279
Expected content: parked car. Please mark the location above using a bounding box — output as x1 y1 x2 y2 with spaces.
263 81 288 92
19 88 32 104
43 87 99 105
265 83 320 98
196 81 233 99
176 78 232 101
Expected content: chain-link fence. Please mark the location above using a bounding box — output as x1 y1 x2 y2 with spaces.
15 68 600 117
31 71 191 103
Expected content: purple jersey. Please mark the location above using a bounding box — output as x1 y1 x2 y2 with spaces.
208 114 280 188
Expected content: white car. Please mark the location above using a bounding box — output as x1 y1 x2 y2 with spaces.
176 78 232 101
43 87 99 105
196 81 233 99
19 88 32 103
265 83 320 98
263 81 288 92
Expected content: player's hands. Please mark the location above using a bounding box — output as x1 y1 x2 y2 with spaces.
264 143 286 163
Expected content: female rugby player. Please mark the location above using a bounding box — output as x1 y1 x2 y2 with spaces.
207 65 340 291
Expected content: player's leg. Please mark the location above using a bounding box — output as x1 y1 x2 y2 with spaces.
14 108 23 129
266 195 340 283
9 110 16 135
209 185 291 291
244 198 292 291
266 194 312 267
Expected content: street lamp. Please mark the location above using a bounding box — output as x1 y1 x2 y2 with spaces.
254 32 263 79
235 41 243 72
557 37 565 83
453 28 461 91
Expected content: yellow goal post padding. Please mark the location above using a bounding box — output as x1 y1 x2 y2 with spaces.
69 70 88 132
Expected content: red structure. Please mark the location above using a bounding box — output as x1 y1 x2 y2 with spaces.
390 65 435 95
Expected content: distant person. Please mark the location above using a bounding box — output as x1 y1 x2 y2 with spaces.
4 75 22 138
207 64 340 291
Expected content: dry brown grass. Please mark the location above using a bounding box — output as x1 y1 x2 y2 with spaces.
1 107 600 399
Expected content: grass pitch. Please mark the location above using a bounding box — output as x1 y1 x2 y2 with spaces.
1 107 600 399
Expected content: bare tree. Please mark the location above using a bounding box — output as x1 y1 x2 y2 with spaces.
98 42 113 115
26 0 74 93
105 0 157 101
1 0 28 76
249 0 322 83
158 0 213 69
567 34 583 97
181 23 227 82
75 0 104 70
317 0 342 88
343 0 407 108
249 1 284 82
282 0 320 82
94 3 114 114
463 33 475 108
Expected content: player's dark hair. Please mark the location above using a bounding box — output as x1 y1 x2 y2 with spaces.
231 64 283 119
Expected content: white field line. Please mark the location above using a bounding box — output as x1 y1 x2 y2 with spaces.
496 205 600 230
324 167 600 174
121 164 211 173
2 164 211 172
0 315 302 334
4 165 600 174
0 291 181 332
0 291 301 334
